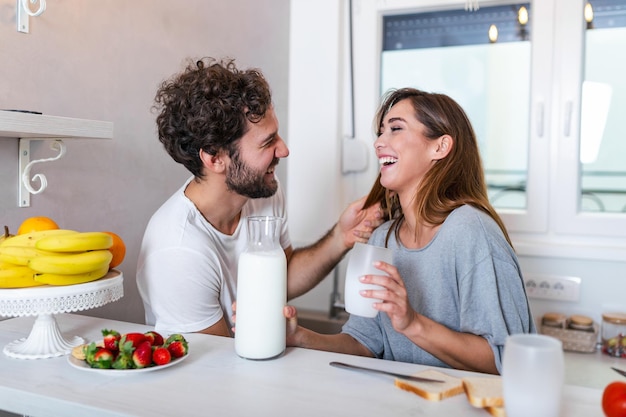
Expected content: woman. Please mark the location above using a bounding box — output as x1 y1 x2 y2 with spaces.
285 88 536 375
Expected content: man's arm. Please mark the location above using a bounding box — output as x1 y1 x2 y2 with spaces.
284 305 374 357
197 317 232 337
285 197 382 299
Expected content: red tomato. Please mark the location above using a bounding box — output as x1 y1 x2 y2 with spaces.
603 381 626 417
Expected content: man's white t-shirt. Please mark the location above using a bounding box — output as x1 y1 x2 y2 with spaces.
136 176 291 335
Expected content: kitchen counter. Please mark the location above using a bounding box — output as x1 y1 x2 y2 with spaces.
565 348 626 390
0 314 609 417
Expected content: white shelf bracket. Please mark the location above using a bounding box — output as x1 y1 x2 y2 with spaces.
16 0 47 33
18 138 67 207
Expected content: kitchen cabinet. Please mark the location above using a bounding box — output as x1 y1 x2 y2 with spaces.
351 0 626 260
0 110 113 207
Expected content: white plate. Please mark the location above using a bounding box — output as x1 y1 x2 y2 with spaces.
68 351 188 375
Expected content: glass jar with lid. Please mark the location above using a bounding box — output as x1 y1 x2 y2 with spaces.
601 312 626 357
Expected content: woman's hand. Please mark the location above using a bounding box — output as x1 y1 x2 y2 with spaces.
359 261 417 333
359 264 498 374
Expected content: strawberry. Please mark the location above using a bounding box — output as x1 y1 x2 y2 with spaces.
85 343 114 369
101 329 121 352
144 330 164 346
93 349 115 369
165 333 187 345
120 332 147 349
167 339 189 358
111 341 134 370
84 342 98 364
152 346 171 366
132 340 153 369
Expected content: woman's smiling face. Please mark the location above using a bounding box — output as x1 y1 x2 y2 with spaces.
374 98 443 197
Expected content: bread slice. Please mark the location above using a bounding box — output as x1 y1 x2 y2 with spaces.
71 340 106 360
394 369 464 401
71 344 87 360
486 406 506 417
462 376 504 408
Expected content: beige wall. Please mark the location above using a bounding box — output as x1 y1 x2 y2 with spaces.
0 0 290 324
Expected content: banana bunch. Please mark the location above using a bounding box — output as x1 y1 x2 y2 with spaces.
0 230 114 287
0 262 42 288
0 229 77 249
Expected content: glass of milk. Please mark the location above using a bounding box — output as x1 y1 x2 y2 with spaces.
502 334 564 417
235 216 287 360
344 243 393 318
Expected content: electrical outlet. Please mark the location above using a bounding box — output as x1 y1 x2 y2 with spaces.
523 274 581 302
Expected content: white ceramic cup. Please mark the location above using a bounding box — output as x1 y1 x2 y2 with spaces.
502 334 564 417
344 243 393 318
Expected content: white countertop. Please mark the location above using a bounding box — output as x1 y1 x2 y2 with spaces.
564 348 626 390
0 314 610 417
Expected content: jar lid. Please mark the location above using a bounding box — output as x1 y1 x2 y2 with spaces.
570 314 593 326
543 312 566 322
602 312 626 324
542 312 567 328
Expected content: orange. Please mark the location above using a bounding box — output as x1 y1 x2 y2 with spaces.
103 231 126 268
17 216 59 235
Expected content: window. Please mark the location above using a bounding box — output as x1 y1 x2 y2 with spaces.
351 0 626 259
580 1 626 214
381 5 532 214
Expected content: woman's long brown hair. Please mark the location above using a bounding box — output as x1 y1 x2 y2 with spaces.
363 88 513 248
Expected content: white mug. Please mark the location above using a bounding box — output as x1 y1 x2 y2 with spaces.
502 334 564 417
344 243 393 318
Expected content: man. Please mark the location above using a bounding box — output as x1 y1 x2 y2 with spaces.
137 57 381 336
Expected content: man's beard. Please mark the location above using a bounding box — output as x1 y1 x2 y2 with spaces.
225 152 279 199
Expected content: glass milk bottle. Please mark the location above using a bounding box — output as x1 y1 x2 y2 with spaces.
235 216 287 359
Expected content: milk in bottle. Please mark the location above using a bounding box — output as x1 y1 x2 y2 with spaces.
234 216 287 359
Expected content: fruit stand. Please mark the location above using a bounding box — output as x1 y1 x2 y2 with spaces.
0 269 123 359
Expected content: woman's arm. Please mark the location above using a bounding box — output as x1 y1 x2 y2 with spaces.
398 312 497 374
361 261 498 374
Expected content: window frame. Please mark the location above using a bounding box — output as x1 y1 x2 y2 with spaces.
352 0 626 261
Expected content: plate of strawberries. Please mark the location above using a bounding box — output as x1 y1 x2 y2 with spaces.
68 328 189 374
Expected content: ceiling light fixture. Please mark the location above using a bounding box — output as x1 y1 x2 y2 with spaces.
585 2 594 29
518 6 529 25
488 24 498 43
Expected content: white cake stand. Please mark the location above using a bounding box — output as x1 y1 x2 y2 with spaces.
0 270 123 359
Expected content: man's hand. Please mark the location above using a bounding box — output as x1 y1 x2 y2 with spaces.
337 196 384 249
284 305 301 346
285 196 384 300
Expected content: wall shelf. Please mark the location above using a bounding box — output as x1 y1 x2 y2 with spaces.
0 110 114 207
